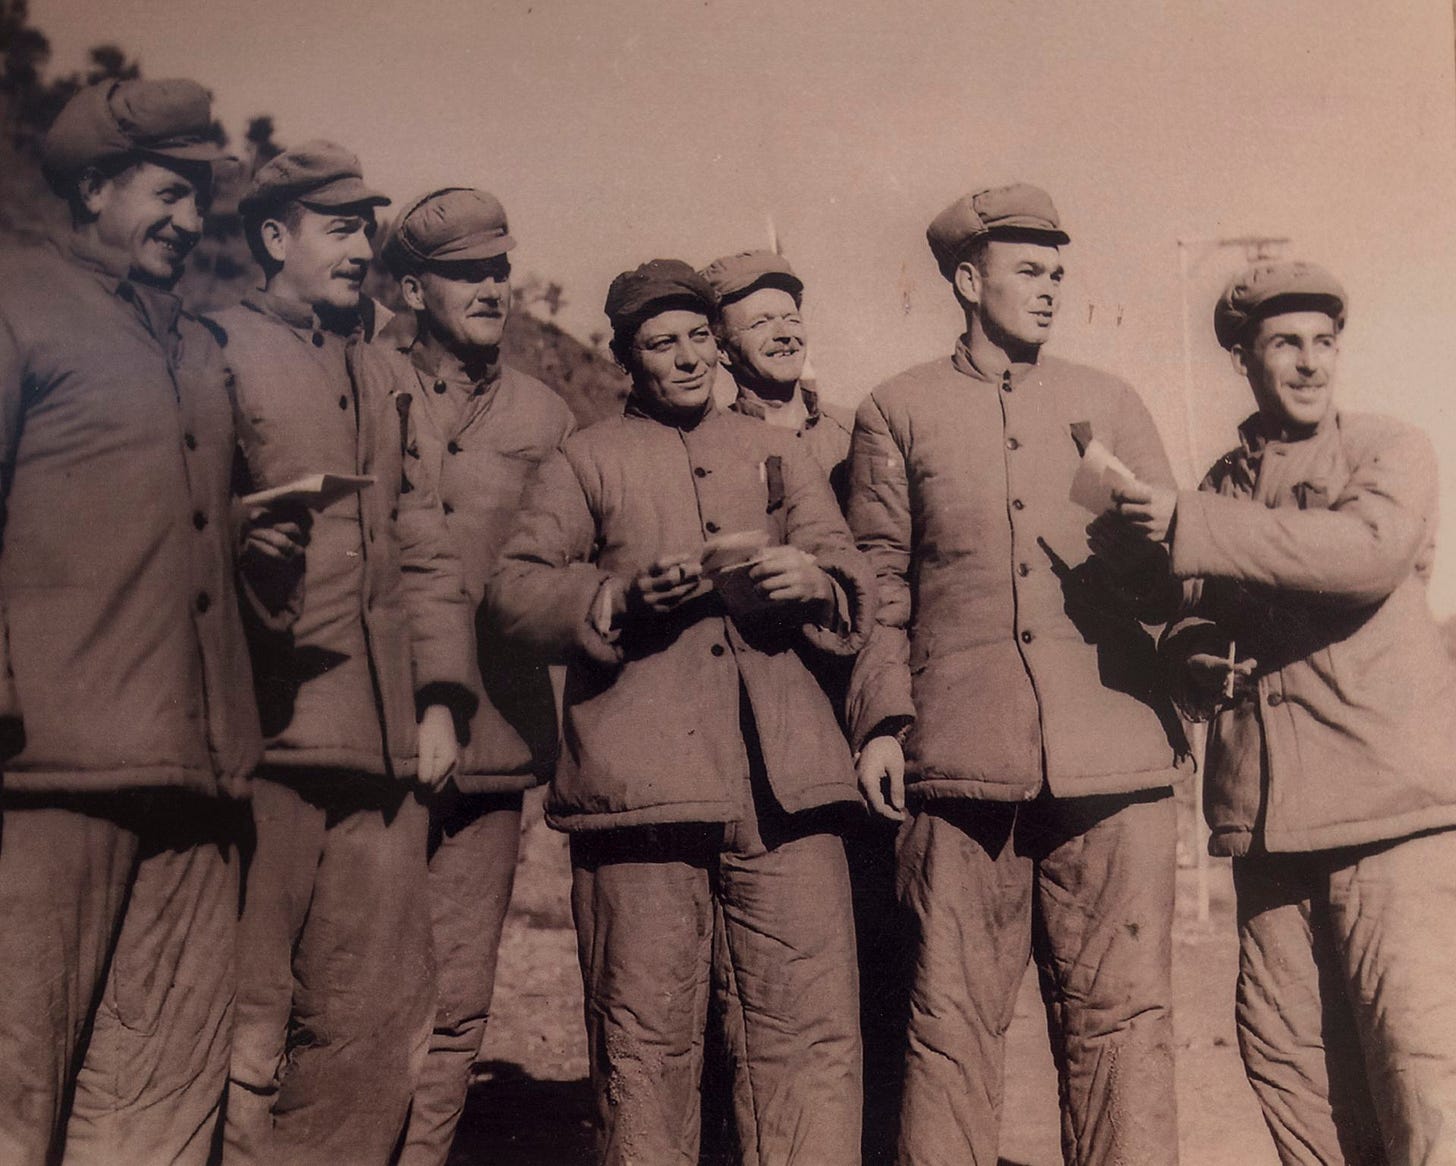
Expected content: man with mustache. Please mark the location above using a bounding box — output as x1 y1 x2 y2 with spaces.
216 143 476 1165
489 260 872 1165
378 187 575 1166
701 251 854 502
0 79 304 1164
1107 261 1456 1164
850 183 1185 1164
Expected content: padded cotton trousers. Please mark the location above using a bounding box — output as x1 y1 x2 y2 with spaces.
895 790 1179 1166
0 791 241 1166
223 771 434 1166
398 788 525 1166
570 809 862 1166
1234 829 1456 1165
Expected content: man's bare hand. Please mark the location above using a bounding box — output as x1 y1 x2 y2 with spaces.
747 545 833 606
416 703 459 791
1086 511 1169 576
1111 480 1178 543
627 553 705 616
857 735 906 822
240 500 311 564
1186 651 1259 702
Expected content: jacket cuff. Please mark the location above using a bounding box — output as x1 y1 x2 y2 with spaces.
802 553 873 656
416 680 480 730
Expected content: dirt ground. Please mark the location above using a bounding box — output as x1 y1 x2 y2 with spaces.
450 792 1279 1165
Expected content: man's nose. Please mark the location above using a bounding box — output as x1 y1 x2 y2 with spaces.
171 196 204 238
674 339 701 368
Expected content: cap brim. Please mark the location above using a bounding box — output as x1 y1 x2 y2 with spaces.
985 221 1070 246
298 175 392 209
145 140 233 165
427 234 517 263
717 271 804 306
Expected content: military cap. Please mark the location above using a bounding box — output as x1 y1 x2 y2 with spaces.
927 182 1070 278
699 250 804 306
605 259 717 334
383 187 515 274
239 140 390 218
1214 260 1347 349
41 78 227 191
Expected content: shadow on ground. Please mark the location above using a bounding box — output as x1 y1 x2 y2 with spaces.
448 1061 594 1166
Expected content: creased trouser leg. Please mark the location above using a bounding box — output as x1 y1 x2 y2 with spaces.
1234 853 1384 1166
716 826 862 1165
571 827 715 1166
226 774 434 1166
273 782 434 1165
1330 829 1456 1166
224 777 326 1166
65 801 241 1166
896 803 1030 1166
0 800 136 1166
399 789 524 1166
1030 791 1178 1166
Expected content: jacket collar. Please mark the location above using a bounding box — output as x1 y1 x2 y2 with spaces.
624 393 718 431
729 381 822 430
241 288 380 341
951 334 1039 386
55 229 182 341
1236 408 1338 456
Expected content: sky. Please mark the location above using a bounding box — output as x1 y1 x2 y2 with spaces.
32 0 1456 610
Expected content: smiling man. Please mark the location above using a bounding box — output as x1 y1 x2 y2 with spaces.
379 188 575 1166
0 79 303 1165
849 183 1185 1164
701 251 854 503
1109 261 1456 1164
488 260 873 1165
216 144 476 1165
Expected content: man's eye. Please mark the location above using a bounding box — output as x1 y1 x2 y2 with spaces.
690 329 712 342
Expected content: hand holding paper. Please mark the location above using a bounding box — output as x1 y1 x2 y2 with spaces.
1069 438 1138 515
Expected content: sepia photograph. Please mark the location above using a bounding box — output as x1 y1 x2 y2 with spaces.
1 1 1455 1163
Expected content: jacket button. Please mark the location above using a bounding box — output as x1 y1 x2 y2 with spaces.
447 441 461 455
1006 437 1020 451
1001 378 1014 393
694 467 708 478
196 592 211 613
312 332 325 347
184 432 197 451
1012 498 1025 510
1017 562 1030 577
434 380 447 395
338 394 349 410
1267 692 1283 706
711 644 726 657
1020 629 1034 644
705 521 720 534
193 511 207 531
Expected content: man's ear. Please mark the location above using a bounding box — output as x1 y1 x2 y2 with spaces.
952 259 981 308
1229 341 1251 381
399 272 426 312
75 167 112 219
259 217 290 266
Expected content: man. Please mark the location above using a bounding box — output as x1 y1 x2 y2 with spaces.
0 79 302 1164
700 250 854 502
488 260 871 1165
851 184 1185 1164
217 142 476 1165
379 187 575 1166
701 246 899 1158
1108 260 1456 1164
